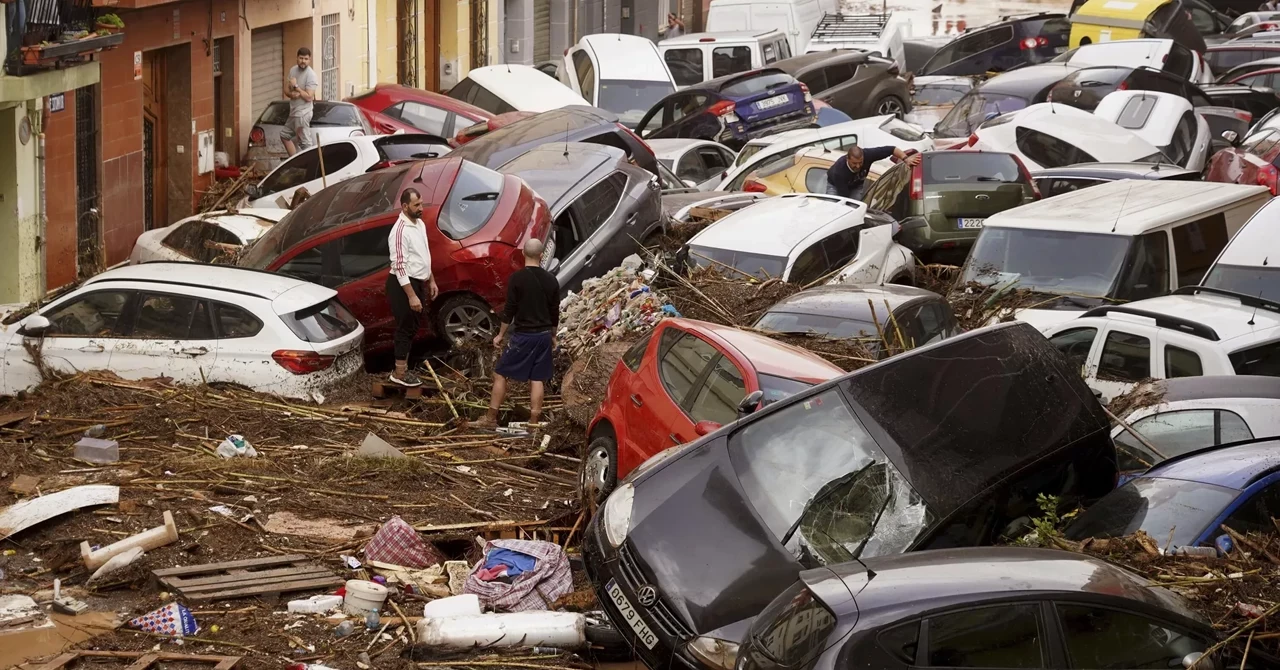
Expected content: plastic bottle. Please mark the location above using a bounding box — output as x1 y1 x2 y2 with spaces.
334 620 355 637
365 607 380 630
1215 534 1235 556
1169 545 1219 557
83 424 106 438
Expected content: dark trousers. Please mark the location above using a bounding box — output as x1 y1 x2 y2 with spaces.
387 275 425 361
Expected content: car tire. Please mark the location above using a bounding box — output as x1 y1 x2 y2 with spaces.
434 294 497 347
580 435 619 504
874 95 907 119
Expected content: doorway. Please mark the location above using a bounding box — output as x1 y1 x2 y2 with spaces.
142 51 165 231
142 45 193 229
214 37 236 162
75 84 102 279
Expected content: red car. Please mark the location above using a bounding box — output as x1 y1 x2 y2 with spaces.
347 84 493 139
454 111 537 146
582 318 844 500
1206 125 1280 194
238 158 552 353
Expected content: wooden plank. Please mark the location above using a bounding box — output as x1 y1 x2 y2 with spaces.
152 554 308 578
168 568 335 593
162 564 328 588
32 650 241 669
124 654 160 670
183 575 343 602
0 412 26 428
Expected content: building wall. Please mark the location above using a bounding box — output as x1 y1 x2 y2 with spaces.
440 0 458 88
455 0 472 82
488 0 502 67
44 91 78 292
0 103 43 303
503 0 532 66
374 0 398 85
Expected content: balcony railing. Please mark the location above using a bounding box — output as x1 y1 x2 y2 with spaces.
5 0 125 76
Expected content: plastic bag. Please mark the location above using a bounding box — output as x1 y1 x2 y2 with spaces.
216 434 257 459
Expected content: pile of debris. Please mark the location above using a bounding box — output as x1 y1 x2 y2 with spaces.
558 256 673 356
196 169 266 214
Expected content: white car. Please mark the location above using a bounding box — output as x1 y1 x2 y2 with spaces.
968 103 1166 171
658 30 794 87
1053 38 1212 85
129 209 289 264
716 115 933 192
648 138 738 190
244 134 451 210
561 34 677 129
245 101 374 172
1042 287 1280 402
447 65 590 115
0 264 364 400
683 193 916 286
1203 197 1280 302
1093 90 1211 172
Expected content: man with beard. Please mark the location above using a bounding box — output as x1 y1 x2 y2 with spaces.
282 47 319 156
386 188 439 387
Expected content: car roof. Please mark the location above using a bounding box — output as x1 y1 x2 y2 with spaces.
762 285 940 322
579 34 670 81
809 547 1202 623
647 138 722 159
173 209 289 239
83 262 335 305
1215 197 1280 268
985 179 1268 236
465 65 590 111
1096 290 1280 343
1094 90 1192 137
1144 438 1280 490
497 142 623 212
1065 39 1173 67
772 49 869 73
677 318 844 383
1030 162 1199 180
1152 375 1280 404
660 30 782 46
691 67 790 92
687 195 862 257
449 105 622 167
980 63 1082 95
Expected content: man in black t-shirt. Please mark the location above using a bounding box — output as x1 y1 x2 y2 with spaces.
474 239 560 428
825 145 921 201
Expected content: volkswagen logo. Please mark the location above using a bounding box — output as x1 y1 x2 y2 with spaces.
636 585 658 608
975 194 990 200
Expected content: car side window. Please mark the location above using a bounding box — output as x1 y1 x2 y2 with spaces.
447 78 475 103
1223 481 1280 535
797 69 827 92
712 46 751 78
320 142 359 175
762 42 778 64
665 48 704 87
823 62 856 88
878 621 920 664
1166 44 1194 80
787 243 828 286
925 603 1043 668
697 146 732 175
470 84 516 115
658 329 718 407
1037 177 1100 197
1115 231 1170 302
279 225 390 288
1055 603 1207 670
260 149 321 196
1117 409 1253 466
1171 213 1229 287
213 303 263 339
820 229 860 270
570 172 627 239
43 291 132 338
688 355 747 425
804 167 829 193
397 101 450 136
1048 327 1097 373
1098 330 1151 382
676 151 709 182
1164 344 1203 378
1015 127 1098 168
1167 110 1198 166
572 50 596 96
621 330 653 372
864 163 906 212
131 293 215 340
163 221 212 260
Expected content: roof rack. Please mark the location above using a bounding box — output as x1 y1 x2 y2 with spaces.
1173 285 1280 312
1078 305 1220 341
811 13 891 40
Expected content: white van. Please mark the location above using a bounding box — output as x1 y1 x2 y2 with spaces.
805 12 913 70
959 180 1271 331
659 30 793 88
447 64 589 115
705 0 828 54
1202 197 1280 302
561 34 677 129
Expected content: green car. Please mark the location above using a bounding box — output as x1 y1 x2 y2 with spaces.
862 150 1039 264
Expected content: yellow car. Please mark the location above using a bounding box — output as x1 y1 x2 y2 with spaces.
742 148 894 196
1068 0 1206 51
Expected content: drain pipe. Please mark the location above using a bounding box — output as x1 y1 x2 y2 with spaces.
34 100 47 294
367 1 377 89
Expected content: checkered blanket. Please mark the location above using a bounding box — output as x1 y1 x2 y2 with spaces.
463 539 572 612
362 516 445 568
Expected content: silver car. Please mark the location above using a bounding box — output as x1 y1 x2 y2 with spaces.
245 100 373 172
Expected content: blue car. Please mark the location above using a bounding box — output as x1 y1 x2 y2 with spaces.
1065 440 1280 553
634 68 815 150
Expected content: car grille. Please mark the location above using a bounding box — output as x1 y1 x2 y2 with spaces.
617 543 694 639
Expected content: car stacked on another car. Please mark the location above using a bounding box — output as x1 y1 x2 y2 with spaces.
130 209 290 264
559 34 678 129
1031 161 1200 198
918 13 1072 76
245 101 373 172
931 62 1083 147
753 284 960 355
967 103 1168 170
346 84 493 139
771 49 911 120
635 68 816 150
648 138 738 190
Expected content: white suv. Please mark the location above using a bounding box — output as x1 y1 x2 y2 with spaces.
1042 286 1280 402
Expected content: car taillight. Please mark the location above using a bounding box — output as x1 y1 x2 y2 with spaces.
618 124 656 158
744 179 768 192
967 133 979 147
909 160 923 200
1011 155 1040 199
1020 36 1048 50
708 100 737 117
799 82 812 103
1257 164 1279 195
249 126 265 147
699 37 716 42
1118 81 1129 90
272 350 335 375
1236 110 1254 123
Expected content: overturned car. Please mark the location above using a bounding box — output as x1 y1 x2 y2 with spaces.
582 321 1118 670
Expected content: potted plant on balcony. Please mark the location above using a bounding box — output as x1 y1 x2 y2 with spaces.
95 14 125 35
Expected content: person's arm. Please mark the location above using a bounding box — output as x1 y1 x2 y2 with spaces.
547 276 560 344
863 146 896 162
495 276 519 346
300 74 317 102
891 146 922 165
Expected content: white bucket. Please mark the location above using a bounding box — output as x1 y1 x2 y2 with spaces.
342 580 388 616
422 594 482 618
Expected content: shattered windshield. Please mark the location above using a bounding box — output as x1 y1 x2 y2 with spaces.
729 388 932 566
1064 477 1238 549
933 92 1029 139
961 228 1131 298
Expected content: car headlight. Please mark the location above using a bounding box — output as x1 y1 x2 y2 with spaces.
601 482 634 549
686 636 740 670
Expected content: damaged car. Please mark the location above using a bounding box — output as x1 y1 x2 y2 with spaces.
583 321 1118 670
129 209 289 264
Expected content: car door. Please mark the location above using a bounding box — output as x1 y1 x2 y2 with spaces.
694 145 735 189
555 172 629 293
680 350 750 441
205 301 273 386
1114 407 1254 472
1093 323 1160 403
674 148 711 186
906 602 1049 669
25 289 135 382
1047 325 1103 378
619 325 716 469
1052 601 1212 670
107 290 218 383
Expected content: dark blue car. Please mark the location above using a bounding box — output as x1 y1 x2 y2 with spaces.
633 68 815 150
1065 439 1280 553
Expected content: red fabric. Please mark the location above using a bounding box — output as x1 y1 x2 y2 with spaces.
362 516 444 568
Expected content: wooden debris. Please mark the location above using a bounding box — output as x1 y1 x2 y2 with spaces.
8 474 41 496
153 554 341 603
34 650 240 669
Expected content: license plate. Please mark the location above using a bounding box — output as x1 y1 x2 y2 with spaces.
958 218 985 229
606 580 659 649
756 94 790 110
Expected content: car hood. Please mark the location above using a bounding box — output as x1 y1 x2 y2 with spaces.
1014 307 1085 332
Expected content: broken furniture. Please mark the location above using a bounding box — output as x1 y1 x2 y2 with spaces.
152 554 341 603
81 510 178 570
32 651 240 669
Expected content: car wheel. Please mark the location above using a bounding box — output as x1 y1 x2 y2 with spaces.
580 435 618 503
435 295 497 346
875 95 906 119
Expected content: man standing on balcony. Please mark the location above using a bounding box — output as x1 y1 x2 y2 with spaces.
281 47 318 156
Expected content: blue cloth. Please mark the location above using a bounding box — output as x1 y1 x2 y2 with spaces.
484 547 538 577
495 330 554 382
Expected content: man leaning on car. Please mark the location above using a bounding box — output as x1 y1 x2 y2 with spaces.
826 145 921 201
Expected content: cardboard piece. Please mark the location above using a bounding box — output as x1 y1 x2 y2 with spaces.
356 432 406 459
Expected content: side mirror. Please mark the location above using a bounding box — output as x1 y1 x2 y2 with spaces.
1222 130 1239 145
737 390 765 416
19 315 50 337
694 420 721 436
545 257 561 274
1090 387 1104 400
244 184 262 200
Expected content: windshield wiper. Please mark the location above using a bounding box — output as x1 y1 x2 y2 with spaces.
779 461 876 549
973 176 1007 182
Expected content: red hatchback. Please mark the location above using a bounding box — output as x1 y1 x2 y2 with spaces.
239 158 552 353
347 84 493 139
582 318 844 500
453 111 537 146
1206 125 1280 195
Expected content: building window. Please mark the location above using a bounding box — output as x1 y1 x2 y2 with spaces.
321 13 340 101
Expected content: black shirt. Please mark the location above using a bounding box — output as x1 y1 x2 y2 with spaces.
501 266 560 333
825 146 896 198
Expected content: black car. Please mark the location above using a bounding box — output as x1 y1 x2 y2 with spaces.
753 285 960 357
918 13 1072 77
634 69 816 151
1205 44 1280 76
740 547 1273 670
932 62 1082 140
1032 162 1201 198
446 105 660 177
496 143 662 294
583 321 1117 670
1200 82 1280 121
771 50 911 119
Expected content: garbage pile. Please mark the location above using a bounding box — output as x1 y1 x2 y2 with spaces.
558 255 674 356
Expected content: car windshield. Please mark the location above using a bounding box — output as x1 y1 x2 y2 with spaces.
311 103 363 127
962 228 1131 298
439 161 506 240
729 387 932 566
598 80 675 128
925 152 1023 184
722 72 794 97
1202 264 1280 302
687 244 787 280
257 102 291 126
934 92 1030 138
1064 477 1238 549
913 83 972 106
756 311 880 340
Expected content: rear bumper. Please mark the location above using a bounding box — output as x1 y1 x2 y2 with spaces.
719 107 816 144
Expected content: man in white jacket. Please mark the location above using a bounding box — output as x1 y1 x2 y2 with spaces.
385 188 439 387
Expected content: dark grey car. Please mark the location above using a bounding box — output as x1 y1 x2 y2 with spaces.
497 143 663 294
739 547 1268 670
772 50 911 120
754 285 960 358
